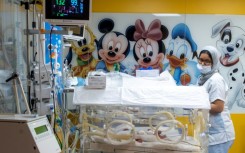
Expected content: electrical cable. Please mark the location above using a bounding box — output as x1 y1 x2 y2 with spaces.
49 26 54 75
48 25 63 148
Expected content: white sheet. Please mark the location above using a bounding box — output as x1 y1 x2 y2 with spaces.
73 71 210 109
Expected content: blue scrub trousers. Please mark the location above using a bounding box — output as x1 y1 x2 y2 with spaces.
208 140 234 153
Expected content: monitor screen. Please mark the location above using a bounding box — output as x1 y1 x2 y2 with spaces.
44 0 91 26
34 125 48 135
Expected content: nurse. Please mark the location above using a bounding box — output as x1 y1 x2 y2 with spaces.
196 46 235 153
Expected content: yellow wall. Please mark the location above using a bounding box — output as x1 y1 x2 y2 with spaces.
92 0 245 152
230 114 245 152
93 0 245 14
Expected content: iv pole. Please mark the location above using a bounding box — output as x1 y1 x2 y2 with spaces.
20 0 32 111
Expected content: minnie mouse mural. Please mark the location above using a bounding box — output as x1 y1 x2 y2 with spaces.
126 19 169 72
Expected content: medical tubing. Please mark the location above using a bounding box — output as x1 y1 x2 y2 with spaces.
64 127 82 153
155 120 185 144
181 139 202 147
64 130 70 152
106 120 135 145
106 111 133 124
193 110 206 146
149 111 175 131
78 118 135 145
71 130 80 153
63 118 79 152
76 120 105 138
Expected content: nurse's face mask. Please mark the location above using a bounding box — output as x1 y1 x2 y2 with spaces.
197 53 212 74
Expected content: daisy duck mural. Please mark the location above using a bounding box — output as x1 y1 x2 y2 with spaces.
125 19 169 73
96 18 130 72
164 23 200 86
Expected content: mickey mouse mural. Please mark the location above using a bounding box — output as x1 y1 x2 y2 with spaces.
163 23 200 86
126 19 168 72
96 18 130 72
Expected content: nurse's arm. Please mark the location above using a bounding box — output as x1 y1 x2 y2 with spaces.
210 99 224 114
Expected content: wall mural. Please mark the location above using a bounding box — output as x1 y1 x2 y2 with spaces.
125 19 168 74
70 25 98 78
67 13 245 113
163 23 199 86
211 19 245 110
96 18 130 73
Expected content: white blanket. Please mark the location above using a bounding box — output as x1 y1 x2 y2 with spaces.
73 71 210 109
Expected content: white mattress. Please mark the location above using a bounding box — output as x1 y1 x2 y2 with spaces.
73 72 210 109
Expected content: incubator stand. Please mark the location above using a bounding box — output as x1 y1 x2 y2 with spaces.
73 73 210 153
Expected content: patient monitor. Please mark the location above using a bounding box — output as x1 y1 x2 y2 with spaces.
0 115 61 153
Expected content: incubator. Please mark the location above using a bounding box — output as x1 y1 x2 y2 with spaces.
72 71 210 153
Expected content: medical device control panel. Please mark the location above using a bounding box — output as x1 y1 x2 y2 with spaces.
0 115 61 153
27 116 57 146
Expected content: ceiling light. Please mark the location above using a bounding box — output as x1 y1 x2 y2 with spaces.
153 13 181 17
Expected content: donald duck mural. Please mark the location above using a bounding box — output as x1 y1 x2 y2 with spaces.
164 23 200 86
